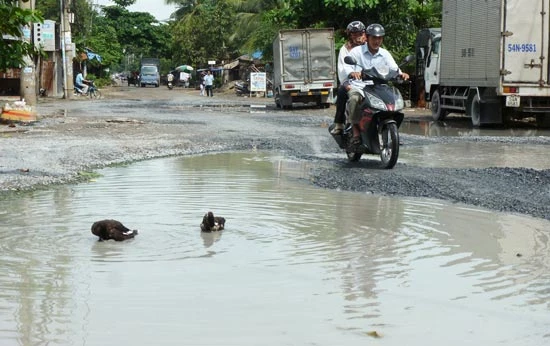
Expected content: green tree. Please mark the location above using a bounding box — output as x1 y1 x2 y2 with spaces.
36 0 96 49
249 0 442 62
95 3 173 72
86 16 122 69
171 0 235 67
0 0 44 70
112 0 136 7
164 0 198 18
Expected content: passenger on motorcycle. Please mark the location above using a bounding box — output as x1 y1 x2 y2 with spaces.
331 21 367 135
346 24 410 145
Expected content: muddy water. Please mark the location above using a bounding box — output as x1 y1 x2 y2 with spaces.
1 153 549 346
400 121 550 169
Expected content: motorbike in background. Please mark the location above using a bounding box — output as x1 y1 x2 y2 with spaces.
329 54 414 169
167 73 174 90
235 80 250 96
74 80 101 99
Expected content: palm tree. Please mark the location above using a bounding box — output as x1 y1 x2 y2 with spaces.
164 0 199 18
166 0 282 54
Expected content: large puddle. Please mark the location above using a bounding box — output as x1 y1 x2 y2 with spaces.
400 120 550 169
1 153 549 345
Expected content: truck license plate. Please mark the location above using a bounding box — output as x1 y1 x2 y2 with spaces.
300 85 310 92
506 95 520 107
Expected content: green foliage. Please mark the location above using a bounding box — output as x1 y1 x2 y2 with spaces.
112 0 137 7
0 0 44 70
83 73 110 88
86 19 123 68
37 0 174 71
323 0 380 9
29 0 442 76
160 58 173 75
35 0 59 21
36 0 95 49
101 5 173 66
164 0 199 18
171 0 236 68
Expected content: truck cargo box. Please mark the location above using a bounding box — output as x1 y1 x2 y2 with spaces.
272 28 336 108
420 0 550 127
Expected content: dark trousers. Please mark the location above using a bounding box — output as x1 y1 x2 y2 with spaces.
205 85 213 97
333 84 349 124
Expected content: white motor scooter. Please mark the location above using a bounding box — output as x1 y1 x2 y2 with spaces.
167 73 174 90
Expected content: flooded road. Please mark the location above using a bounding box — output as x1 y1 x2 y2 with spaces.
398 119 550 169
1 152 549 346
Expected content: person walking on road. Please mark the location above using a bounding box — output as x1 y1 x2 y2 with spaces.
199 72 205 96
204 70 214 97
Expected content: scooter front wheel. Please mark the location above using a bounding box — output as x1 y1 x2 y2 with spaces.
90 89 101 99
379 122 399 169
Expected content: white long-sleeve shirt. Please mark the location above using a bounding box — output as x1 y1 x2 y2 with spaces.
337 43 357 84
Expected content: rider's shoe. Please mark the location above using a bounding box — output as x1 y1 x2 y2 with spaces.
330 123 344 135
349 136 361 149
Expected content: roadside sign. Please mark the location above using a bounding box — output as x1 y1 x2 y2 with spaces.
250 72 266 92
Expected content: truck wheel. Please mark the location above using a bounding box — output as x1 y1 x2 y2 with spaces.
470 93 481 127
274 89 282 108
536 114 550 128
431 90 448 121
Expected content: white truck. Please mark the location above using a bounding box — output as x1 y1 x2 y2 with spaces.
272 28 337 109
417 0 550 127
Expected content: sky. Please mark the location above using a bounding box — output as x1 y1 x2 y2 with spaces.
93 0 178 22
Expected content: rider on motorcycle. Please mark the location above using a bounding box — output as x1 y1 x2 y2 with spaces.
346 24 410 145
330 20 367 135
75 70 90 94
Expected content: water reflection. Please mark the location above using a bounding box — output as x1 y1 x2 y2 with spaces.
1 153 549 345
401 141 550 169
401 118 550 137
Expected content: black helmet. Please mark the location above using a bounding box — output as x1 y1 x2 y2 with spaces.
366 23 385 37
346 21 366 35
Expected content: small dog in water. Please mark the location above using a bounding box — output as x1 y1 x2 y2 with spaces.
200 211 226 232
91 219 138 241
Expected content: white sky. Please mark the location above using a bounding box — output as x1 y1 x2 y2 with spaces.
93 0 178 21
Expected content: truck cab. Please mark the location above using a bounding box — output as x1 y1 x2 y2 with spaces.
140 65 160 88
424 33 441 101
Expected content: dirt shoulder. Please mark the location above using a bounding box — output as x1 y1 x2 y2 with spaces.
1 86 549 221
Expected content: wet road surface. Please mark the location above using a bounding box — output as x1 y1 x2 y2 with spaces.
1 86 550 345
1 153 549 345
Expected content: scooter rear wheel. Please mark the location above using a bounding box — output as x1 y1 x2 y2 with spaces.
379 122 399 169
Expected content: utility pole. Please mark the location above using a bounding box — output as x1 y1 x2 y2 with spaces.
19 0 37 106
60 0 75 99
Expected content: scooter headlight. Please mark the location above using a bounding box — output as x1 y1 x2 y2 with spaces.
395 94 404 111
365 92 387 111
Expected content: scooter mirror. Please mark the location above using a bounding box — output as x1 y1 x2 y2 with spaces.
401 55 415 65
344 56 358 65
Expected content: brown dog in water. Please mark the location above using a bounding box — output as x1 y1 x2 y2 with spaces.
91 219 138 241
200 211 226 232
